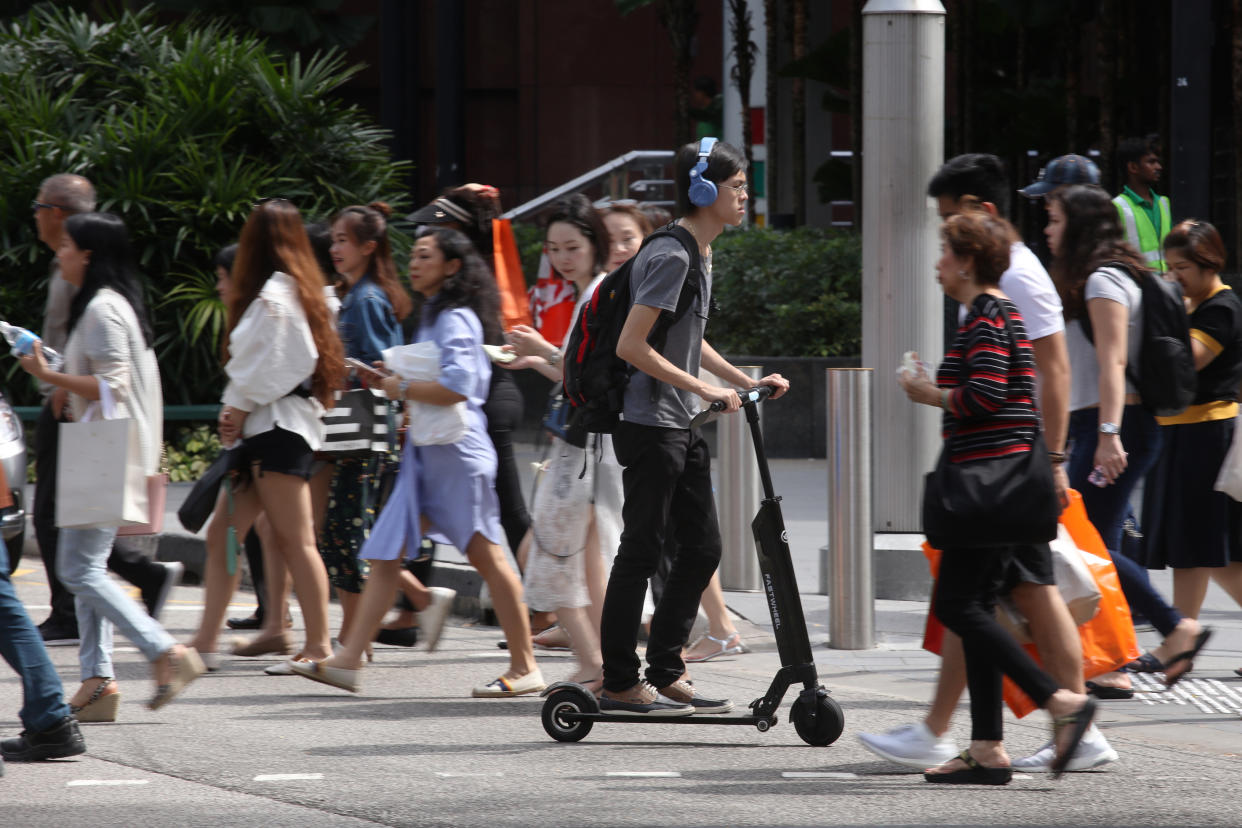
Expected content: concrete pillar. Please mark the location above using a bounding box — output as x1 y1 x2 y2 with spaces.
860 0 946 532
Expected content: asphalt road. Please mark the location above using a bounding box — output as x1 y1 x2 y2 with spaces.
2 558 1240 828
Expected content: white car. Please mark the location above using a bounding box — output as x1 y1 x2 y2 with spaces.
0 392 27 560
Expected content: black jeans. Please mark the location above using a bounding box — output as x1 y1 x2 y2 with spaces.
934 545 1059 741
600 422 722 693
34 400 165 629
484 371 530 553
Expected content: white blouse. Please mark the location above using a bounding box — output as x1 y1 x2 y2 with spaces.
220 271 325 450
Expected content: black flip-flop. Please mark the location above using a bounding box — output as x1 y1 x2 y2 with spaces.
924 750 1013 786
1123 652 1164 673
1086 680 1134 700
1234 666 1242 678
1050 697 1097 780
1163 627 1214 689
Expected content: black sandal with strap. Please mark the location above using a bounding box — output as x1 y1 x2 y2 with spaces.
923 749 1013 785
1049 697 1097 779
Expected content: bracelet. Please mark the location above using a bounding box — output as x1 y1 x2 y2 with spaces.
939 389 951 411
1048 450 1067 464
397 379 410 400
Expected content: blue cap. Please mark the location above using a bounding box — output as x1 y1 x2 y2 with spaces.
1019 154 1101 198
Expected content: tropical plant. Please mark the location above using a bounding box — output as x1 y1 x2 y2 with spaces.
0 4 411 405
709 227 860 357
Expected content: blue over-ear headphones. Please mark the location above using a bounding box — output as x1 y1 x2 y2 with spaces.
688 137 719 207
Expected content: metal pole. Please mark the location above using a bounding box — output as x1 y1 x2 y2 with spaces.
861 0 945 532
717 365 763 591
826 368 874 649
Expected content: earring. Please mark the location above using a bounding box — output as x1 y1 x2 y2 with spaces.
958 269 968 279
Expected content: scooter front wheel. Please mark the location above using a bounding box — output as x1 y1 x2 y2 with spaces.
542 687 596 742
790 693 845 746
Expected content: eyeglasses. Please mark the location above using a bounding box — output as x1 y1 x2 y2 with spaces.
31 201 69 211
720 183 749 195
253 196 293 209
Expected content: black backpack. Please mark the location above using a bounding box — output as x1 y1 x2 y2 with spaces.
1080 261 1196 417
562 224 701 436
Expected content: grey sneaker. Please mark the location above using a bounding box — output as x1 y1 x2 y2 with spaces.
599 681 693 717
657 679 733 714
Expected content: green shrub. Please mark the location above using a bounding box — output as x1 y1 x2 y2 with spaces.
164 422 223 483
709 227 861 357
0 5 411 406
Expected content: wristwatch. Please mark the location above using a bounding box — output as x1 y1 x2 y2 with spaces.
397 378 410 400
546 350 561 367
1098 422 1121 435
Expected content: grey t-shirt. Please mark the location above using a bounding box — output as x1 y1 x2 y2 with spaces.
621 234 711 428
1066 266 1143 411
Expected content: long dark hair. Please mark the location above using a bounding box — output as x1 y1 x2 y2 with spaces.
412 226 503 346
65 212 155 348
228 199 345 407
333 202 412 320
1047 184 1149 320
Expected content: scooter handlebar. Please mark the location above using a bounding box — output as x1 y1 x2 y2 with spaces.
706 384 775 413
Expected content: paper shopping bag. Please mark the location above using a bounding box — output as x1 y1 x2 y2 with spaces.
56 416 149 529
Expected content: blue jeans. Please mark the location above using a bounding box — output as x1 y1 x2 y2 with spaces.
57 527 175 681
1067 405 1182 636
0 541 71 731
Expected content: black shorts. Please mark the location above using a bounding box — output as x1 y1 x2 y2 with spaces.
1001 542 1055 592
237 427 316 481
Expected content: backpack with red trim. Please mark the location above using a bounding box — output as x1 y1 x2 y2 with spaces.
561 224 701 440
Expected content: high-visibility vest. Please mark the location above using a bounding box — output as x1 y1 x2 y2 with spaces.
1113 193 1171 273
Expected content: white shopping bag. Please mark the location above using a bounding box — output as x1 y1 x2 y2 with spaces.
382 341 469 446
997 523 1102 644
56 379 149 529
1214 415 1242 501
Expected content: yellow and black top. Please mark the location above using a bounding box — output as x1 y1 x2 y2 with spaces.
1157 285 1242 425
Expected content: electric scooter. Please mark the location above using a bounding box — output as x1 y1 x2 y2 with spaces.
539 386 845 746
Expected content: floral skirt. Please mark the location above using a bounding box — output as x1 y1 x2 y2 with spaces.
319 454 396 593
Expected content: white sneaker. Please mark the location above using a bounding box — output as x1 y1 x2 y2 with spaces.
857 722 959 769
1011 725 1118 773
419 587 456 653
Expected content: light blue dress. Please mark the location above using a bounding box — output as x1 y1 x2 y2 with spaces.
359 303 503 560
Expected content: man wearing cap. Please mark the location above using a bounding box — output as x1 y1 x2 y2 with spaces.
1112 135 1171 273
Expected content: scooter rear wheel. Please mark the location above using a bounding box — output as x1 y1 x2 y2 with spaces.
790 693 845 746
542 687 595 742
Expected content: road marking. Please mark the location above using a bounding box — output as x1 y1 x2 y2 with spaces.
67 779 149 787
434 772 504 778
781 771 856 779
253 773 324 781
606 771 681 778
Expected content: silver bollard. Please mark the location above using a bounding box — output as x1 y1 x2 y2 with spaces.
826 368 875 649
717 365 763 591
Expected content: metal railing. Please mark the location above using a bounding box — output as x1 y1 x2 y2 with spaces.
501 150 676 221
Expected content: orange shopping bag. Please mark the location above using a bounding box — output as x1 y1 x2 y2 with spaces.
491 218 534 331
921 489 1140 717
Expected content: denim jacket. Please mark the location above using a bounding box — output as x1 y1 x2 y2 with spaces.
338 274 402 368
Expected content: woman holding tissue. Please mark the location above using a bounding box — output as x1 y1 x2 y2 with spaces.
20 212 204 716
293 227 542 697
186 198 344 671
898 205 1096 783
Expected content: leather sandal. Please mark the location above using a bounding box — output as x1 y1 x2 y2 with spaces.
1162 628 1213 689
683 632 746 663
1050 697 1097 779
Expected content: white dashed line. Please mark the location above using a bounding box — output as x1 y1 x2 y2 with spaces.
434 772 504 778
253 773 324 781
67 780 150 787
781 771 857 779
606 771 681 778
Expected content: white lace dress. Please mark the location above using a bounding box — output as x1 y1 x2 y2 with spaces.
523 274 624 611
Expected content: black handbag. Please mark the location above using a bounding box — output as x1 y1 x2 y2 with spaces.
177 447 241 534
320 388 395 457
541 392 587 448
921 303 1060 548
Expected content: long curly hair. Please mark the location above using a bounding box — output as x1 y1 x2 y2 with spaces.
1047 184 1149 320
333 202 413 320
411 226 503 346
227 199 345 407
